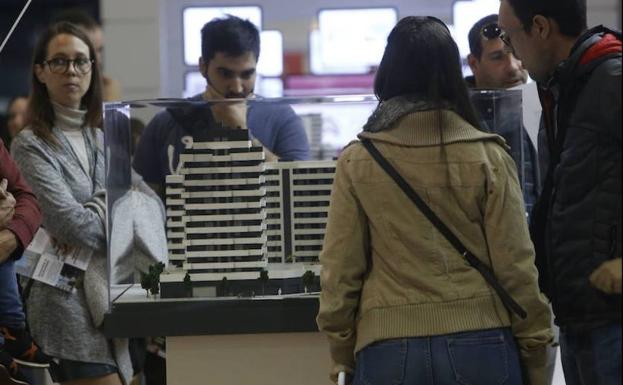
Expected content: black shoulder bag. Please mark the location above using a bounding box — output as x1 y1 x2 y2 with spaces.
361 139 527 319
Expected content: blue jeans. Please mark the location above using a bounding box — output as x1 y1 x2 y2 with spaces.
560 323 622 385
0 260 26 345
353 328 523 385
49 359 118 383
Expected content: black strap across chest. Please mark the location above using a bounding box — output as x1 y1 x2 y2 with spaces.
361 138 527 319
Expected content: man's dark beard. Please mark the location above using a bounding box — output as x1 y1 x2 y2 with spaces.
225 91 247 98
206 74 250 99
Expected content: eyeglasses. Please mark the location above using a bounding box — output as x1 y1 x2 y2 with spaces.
498 25 525 56
42 57 94 75
481 23 502 40
500 31 512 47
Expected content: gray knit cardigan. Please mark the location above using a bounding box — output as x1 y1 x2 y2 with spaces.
11 110 132 384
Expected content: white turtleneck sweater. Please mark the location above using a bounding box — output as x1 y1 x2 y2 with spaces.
52 102 89 173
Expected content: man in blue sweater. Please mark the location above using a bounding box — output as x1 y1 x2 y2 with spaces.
134 15 310 195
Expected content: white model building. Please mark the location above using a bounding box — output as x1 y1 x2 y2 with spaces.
264 162 334 264
160 128 336 297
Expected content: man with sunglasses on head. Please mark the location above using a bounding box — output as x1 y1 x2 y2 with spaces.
499 1 622 384
466 15 539 219
134 15 310 198
467 14 528 89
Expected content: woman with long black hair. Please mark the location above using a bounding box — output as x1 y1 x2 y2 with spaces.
317 16 553 385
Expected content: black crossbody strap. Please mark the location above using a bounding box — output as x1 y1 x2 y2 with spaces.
361 139 527 319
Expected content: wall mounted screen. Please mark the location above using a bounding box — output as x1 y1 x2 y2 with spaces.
257 30 283 77
452 0 500 59
311 8 397 74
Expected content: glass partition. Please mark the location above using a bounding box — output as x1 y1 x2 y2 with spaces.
469 89 539 215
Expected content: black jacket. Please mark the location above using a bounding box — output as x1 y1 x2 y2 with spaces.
531 26 622 328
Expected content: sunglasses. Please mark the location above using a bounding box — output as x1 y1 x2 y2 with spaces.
480 23 502 40
481 23 516 54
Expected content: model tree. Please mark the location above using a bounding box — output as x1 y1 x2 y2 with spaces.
140 273 152 297
140 262 166 296
258 269 269 296
301 270 315 293
218 276 230 297
183 272 192 297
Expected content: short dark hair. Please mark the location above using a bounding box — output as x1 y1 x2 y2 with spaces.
374 16 481 129
200 15 260 62
51 9 100 31
28 22 103 146
506 0 587 37
468 14 499 59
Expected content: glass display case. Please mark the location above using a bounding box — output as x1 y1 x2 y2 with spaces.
103 91 534 317
101 92 532 385
103 96 377 333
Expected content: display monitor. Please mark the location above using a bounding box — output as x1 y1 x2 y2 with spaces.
183 6 263 66
452 0 500 60
311 7 398 74
257 30 283 77
183 71 205 98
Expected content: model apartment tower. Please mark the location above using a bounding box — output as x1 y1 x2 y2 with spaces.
163 128 267 297
264 162 335 264
160 128 336 298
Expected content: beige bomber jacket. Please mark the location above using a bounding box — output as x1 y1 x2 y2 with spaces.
317 109 553 385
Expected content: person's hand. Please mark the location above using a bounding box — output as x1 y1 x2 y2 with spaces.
0 229 18 264
590 258 622 294
205 86 248 129
0 178 16 228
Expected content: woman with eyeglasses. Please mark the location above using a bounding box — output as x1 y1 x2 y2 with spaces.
317 16 554 385
11 22 131 385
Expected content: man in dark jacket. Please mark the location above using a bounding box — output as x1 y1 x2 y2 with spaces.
499 0 622 384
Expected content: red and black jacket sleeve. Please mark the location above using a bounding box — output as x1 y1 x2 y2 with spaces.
0 139 42 259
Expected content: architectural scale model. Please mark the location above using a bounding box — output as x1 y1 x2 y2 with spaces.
159 128 336 298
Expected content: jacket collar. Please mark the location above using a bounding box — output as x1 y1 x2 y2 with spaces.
358 98 505 148
545 26 622 92
362 94 454 133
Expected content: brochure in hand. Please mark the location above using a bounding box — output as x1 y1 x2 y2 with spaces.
15 228 92 292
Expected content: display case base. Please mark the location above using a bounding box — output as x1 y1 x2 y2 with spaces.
166 332 330 385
